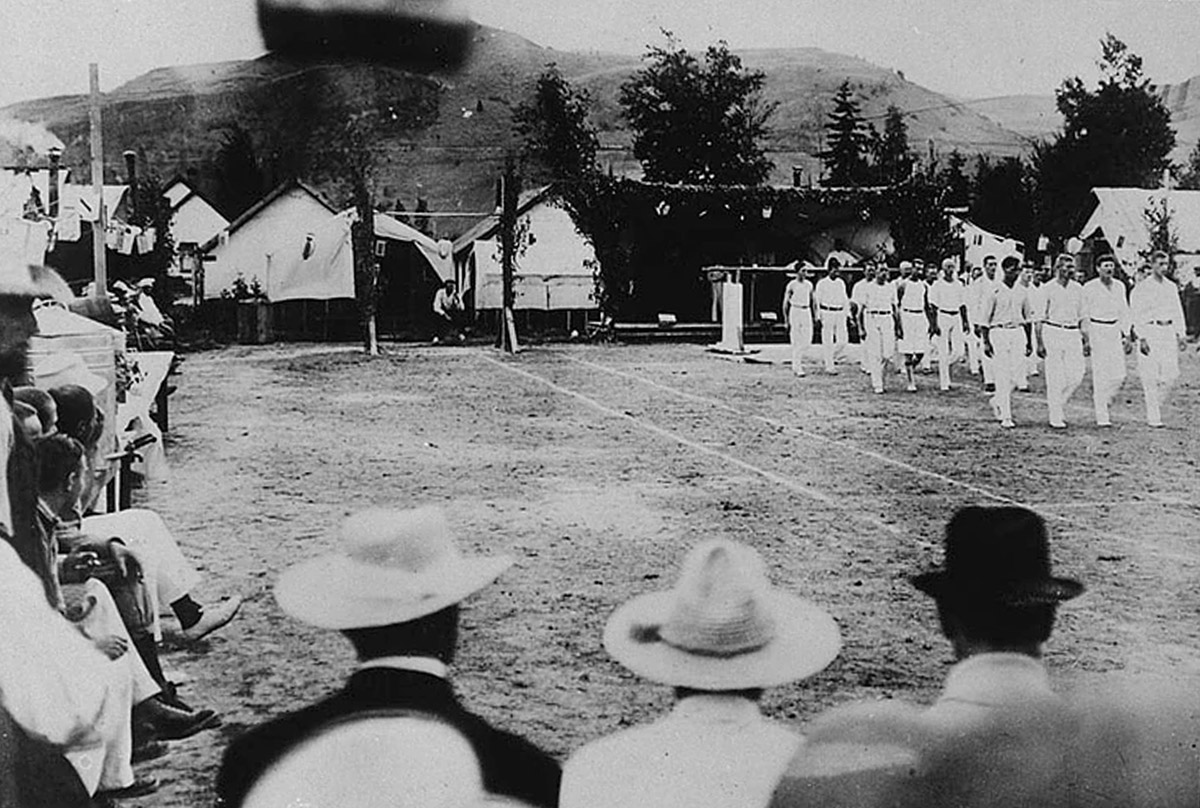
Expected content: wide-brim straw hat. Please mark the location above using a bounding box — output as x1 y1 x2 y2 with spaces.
276 506 513 630
0 263 73 302
33 351 108 395
911 506 1083 607
604 539 841 690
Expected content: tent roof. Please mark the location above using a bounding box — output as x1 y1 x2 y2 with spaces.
1079 187 1200 264
200 179 336 252
949 214 1022 244
452 185 553 255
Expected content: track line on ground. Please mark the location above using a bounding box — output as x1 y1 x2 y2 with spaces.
564 354 1199 563
478 354 905 538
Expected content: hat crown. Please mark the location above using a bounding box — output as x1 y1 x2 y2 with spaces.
341 507 459 575
659 540 776 657
943 507 1052 588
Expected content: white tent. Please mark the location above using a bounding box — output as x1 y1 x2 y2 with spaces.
266 209 452 301
1078 188 1200 268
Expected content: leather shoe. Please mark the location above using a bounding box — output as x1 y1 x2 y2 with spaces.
97 776 159 800
181 596 242 643
136 696 220 741
132 739 170 764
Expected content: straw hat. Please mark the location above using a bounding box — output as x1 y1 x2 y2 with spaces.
604 540 841 690
0 262 72 302
275 506 514 630
911 506 1083 607
33 352 108 395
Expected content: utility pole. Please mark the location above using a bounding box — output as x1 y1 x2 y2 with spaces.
496 153 520 353
89 63 107 299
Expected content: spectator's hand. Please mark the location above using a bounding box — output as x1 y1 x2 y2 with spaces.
1025 342 1033 357
1139 337 1151 356
105 541 143 580
1082 339 1091 358
1123 337 1134 355
60 550 101 584
984 340 994 359
93 635 128 660
1036 343 1047 359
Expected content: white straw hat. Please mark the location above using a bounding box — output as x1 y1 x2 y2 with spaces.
604 539 841 690
33 351 108 395
0 262 73 301
275 506 514 630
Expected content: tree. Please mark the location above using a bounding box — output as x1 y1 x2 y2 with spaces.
938 150 972 209
822 81 872 187
619 34 776 185
515 64 600 186
1033 34 1176 236
214 125 266 219
971 155 1036 247
1142 195 1179 275
1178 141 1200 191
872 106 915 185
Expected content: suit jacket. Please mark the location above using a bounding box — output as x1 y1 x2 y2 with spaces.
216 666 562 808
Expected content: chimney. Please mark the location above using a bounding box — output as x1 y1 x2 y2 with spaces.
124 150 137 219
48 146 62 218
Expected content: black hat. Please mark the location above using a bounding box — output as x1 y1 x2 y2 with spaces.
911 506 1083 607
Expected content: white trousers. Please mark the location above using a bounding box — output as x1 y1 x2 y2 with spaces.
1137 325 1181 424
63 580 159 794
936 313 966 389
820 310 848 371
1043 326 1085 424
83 509 202 640
863 315 896 391
788 308 813 375
1089 323 1126 423
966 323 982 374
990 328 1024 422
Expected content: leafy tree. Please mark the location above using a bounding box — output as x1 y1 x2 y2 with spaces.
1142 196 1179 275
515 64 601 186
872 106 915 185
619 34 776 185
1034 34 1176 236
938 150 972 209
822 81 872 186
1178 140 1200 191
214 125 266 219
971 155 1036 246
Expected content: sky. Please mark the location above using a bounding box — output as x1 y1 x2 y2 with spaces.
3 0 1200 110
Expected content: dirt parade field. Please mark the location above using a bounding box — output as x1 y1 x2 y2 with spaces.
132 340 1200 807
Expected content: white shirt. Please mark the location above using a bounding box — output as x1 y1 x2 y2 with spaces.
898 280 927 314
849 278 871 310
783 278 813 310
1130 275 1186 338
928 279 965 315
432 288 461 317
814 277 849 311
561 694 800 808
1039 279 1085 326
985 283 1031 328
861 282 898 314
1082 277 1131 335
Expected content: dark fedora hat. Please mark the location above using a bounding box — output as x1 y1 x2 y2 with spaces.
911 506 1083 607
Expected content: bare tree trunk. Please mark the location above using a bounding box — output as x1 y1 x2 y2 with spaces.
350 163 379 356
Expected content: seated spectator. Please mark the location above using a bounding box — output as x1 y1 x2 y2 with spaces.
773 506 1083 808
432 279 465 343
218 506 562 808
46 383 241 644
560 539 842 808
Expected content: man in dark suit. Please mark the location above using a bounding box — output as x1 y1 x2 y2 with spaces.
217 506 562 808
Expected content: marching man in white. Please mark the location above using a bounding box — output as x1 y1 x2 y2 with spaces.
1130 251 1188 427
858 266 901 394
1035 254 1088 429
1082 254 1132 427
814 258 850 374
850 263 876 375
929 257 968 392
982 256 1033 428
781 264 815 377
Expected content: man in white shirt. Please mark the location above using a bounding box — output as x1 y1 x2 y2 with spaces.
849 263 876 375
858 268 900 394
1035 254 1088 429
1082 254 1132 426
963 265 984 377
897 261 933 392
561 539 841 808
432 279 464 343
777 506 1084 808
1129 251 1188 427
918 261 940 373
981 257 1033 428
781 264 815 377
975 256 1002 392
814 259 850 374
929 258 968 392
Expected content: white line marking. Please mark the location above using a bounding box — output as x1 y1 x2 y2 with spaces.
563 354 1199 563
479 354 903 536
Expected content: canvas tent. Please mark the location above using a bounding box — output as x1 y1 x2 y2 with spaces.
265 208 452 301
1078 187 1200 269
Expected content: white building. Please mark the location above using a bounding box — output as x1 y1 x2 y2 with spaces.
163 176 229 256
452 186 597 312
1077 187 1200 270
950 215 1025 267
198 181 337 299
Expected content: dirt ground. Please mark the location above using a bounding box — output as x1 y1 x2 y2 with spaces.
129 339 1200 807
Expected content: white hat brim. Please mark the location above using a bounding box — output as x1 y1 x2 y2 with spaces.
604 590 841 690
275 552 513 630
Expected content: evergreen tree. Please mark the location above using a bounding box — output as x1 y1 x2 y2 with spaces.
971 155 1036 247
1034 34 1176 236
873 106 915 185
939 150 972 208
214 125 266 219
822 81 872 187
515 64 601 186
619 34 776 185
1178 140 1200 191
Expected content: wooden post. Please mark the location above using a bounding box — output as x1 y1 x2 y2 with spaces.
89 64 107 298
496 154 520 353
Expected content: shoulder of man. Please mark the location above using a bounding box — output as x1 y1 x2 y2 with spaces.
449 706 563 807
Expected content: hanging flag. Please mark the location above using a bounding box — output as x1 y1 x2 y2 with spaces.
105 224 121 249
56 210 82 242
136 226 155 254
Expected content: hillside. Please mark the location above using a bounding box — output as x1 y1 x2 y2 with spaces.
2 25 1032 237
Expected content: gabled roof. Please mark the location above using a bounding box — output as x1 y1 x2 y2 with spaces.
452 185 553 255
199 179 336 253
949 214 1022 244
162 174 224 215
1078 187 1200 265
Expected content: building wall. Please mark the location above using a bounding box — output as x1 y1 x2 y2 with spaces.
202 189 334 298
172 197 228 251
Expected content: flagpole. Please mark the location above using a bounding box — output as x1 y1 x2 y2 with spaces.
89 63 107 298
